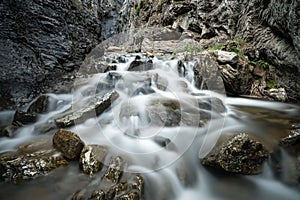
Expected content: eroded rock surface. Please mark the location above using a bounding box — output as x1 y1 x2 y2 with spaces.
0 138 67 184
53 129 84 160
201 133 269 175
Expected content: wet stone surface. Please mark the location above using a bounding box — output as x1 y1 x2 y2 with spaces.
54 90 119 128
80 145 108 176
0 138 68 184
53 129 85 160
201 133 269 175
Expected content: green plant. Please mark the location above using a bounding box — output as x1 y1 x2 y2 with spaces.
158 0 164 9
249 60 257 65
258 60 269 69
136 0 143 15
232 38 247 44
266 80 276 89
209 44 224 51
227 46 239 54
183 44 203 54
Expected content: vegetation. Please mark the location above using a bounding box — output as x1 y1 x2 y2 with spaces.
266 80 276 89
183 44 203 54
136 0 143 15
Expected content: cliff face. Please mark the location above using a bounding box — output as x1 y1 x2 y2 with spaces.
0 0 129 109
0 0 299 109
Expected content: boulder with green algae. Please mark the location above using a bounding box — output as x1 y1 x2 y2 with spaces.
53 129 84 160
0 138 67 184
201 133 269 175
79 145 108 176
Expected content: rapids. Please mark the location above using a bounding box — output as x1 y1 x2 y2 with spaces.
0 45 300 200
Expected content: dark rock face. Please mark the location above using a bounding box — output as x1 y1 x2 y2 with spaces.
130 0 300 101
0 0 128 110
53 129 84 160
80 145 107 176
54 90 119 128
201 133 269 175
279 129 300 147
12 110 38 127
0 138 68 184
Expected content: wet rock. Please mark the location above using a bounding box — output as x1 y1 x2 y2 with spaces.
147 99 181 127
0 125 17 138
201 133 269 175
27 95 51 114
54 90 119 128
0 138 67 184
279 129 300 147
33 122 58 135
104 156 125 183
128 60 153 71
89 189 105 200
266 88 288 102
12 110 38 127
80 145 107 176
215 50 239 65
53 129 84 160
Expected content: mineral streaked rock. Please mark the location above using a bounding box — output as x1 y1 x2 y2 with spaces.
53 129 84 160
201 133 269 175
0 138 67 184
279 129 300 147
79 145 107 176
54 90 119 128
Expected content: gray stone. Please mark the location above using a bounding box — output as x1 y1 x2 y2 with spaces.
201 133 269 175
52 129 84 160
267 88 288 102
79 145 107 176
54 90 119 128
12 110 38 127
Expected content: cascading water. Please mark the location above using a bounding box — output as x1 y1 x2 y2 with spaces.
0 30 300 200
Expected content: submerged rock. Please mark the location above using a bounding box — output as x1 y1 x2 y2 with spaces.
104 156 125 183
279 129 300 147
80 145 107 176
54 90 119 128
53 129 84 160
201 133 269 175
128 59 153 71
0 138 67 184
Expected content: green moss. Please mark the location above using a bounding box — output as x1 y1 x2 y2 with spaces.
158 0 164 9
209 44 224 51
136 0 143 15
266 80 276 89
227 46 239 54
258 60 269 69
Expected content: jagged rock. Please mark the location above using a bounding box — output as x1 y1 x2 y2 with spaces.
215 50 239 65
80 145 107 176
53 129 84 160
54 90 119 128
279 129 300 147
12 110 38 127
0 138 67 184
201 133 269 175
104 156 125 183
27 95 51 114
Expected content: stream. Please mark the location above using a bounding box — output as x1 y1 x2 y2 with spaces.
0 37 300 200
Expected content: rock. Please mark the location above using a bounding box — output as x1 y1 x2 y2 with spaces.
104 156 125 183
12 110 38 127
266 88 288 102
279 129 300 147
33 122 58 135
54 90 119 128
201 133 269 175
27 95 50 114
53 129 84 160
0 138 67 184
89 189 105 200
128 60 153 71
215 50 239 65
0 125 17 138
146 98 181 127
79 145 107 176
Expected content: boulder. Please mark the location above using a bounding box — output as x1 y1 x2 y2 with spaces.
27 95 51 114
201 133 269 175
128 60 153 71
54 90 119 128
12 110 38 127
0 138 67 184
0 125 17 138
52 129 84 160
104 156 125 183
266 88 288 102
79 145 107 176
